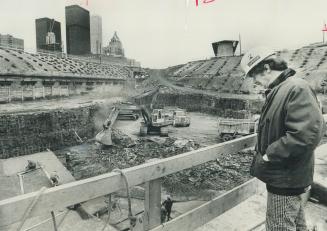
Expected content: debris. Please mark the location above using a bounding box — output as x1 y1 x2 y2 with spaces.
173 139 189 148
59 128 254 198
112 129 136 147
74 130 84 143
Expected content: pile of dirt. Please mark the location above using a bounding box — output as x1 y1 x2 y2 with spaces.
59 129 254 198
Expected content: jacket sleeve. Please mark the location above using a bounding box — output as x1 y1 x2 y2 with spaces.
265 84 326 161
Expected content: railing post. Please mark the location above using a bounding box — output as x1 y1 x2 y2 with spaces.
143 158 162 231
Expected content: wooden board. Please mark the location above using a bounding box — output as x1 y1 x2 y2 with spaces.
150 178 262 231
195 192 266 231
3 209 118 231
0 135 256 227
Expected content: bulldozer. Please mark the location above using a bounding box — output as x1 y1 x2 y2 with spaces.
139 106 171 137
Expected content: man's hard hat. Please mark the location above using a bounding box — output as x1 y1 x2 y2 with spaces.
241 47 276 76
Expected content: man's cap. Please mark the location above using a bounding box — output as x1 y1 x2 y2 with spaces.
241 47 276 76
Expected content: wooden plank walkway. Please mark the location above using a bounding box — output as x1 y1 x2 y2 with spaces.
194 143 327 231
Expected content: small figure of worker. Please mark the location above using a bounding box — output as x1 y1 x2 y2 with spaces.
240 47 326 231
50 172 60 186
103 120 111 130
160 206 167 223
162 195 174 221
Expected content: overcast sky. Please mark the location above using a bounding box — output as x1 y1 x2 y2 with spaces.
1 0 327 68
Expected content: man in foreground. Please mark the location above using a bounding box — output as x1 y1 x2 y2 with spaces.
240 47 326 230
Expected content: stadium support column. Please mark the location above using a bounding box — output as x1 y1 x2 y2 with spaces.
21 85 24 102
32 84 37 100
7 86 11 103
82 82 87 94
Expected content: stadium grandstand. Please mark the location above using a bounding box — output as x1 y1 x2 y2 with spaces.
166 42 327 94
0 46 130 79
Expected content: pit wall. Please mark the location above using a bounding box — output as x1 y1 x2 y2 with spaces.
0 79 125 103
0 105 97 158
135 92 264 118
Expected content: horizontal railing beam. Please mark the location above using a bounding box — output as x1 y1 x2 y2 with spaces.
0 134 256 227
151 178 263 231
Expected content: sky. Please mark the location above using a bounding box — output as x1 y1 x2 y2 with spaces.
0 0 327 68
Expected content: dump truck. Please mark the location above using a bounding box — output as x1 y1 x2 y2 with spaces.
139 106 171 136
217 115 259 142
172 109 191 127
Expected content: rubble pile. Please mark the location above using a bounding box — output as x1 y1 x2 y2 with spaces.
62 128 254 197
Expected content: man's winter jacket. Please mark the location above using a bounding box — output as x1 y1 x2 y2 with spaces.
251 68 326 190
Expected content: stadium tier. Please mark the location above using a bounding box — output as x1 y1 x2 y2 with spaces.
0 47 130 79
167 43 327 93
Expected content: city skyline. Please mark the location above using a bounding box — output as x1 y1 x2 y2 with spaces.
1 0 327 68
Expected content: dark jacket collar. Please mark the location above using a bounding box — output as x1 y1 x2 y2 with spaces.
265 68 296 97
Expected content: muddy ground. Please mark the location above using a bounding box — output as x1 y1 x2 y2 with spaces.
55 112 254 199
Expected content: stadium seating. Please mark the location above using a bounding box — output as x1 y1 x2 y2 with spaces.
0 47 130 79
168 43 327 93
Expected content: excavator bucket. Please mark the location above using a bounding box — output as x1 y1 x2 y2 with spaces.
94 106 119 146
95 128 113 146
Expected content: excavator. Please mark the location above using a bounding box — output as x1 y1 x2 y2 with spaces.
139 87 172 137
139 106 171 136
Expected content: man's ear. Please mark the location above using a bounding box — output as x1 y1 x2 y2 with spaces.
264 64 271 73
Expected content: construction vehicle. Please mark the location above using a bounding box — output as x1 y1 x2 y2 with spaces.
217 115 259 142
117 109 139 120
172 109 191 127
139 106 171 136
117 103 140 120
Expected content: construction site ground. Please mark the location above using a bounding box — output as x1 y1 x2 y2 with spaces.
114 112 220 146
52 109 254 230
3 75 327 230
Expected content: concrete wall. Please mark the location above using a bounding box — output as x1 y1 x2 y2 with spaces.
0 105 97 158
135 92 264 118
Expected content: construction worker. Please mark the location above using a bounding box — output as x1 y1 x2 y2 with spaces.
160 205 167 223
162 195 174 221
240 47 326 231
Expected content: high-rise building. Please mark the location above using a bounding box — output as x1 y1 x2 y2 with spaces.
103 32 125 57
0 34 24 50
65 5 90 55
90 15 102 55
35 18 62 52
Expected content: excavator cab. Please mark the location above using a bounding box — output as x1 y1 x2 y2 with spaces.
151 109 166 125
